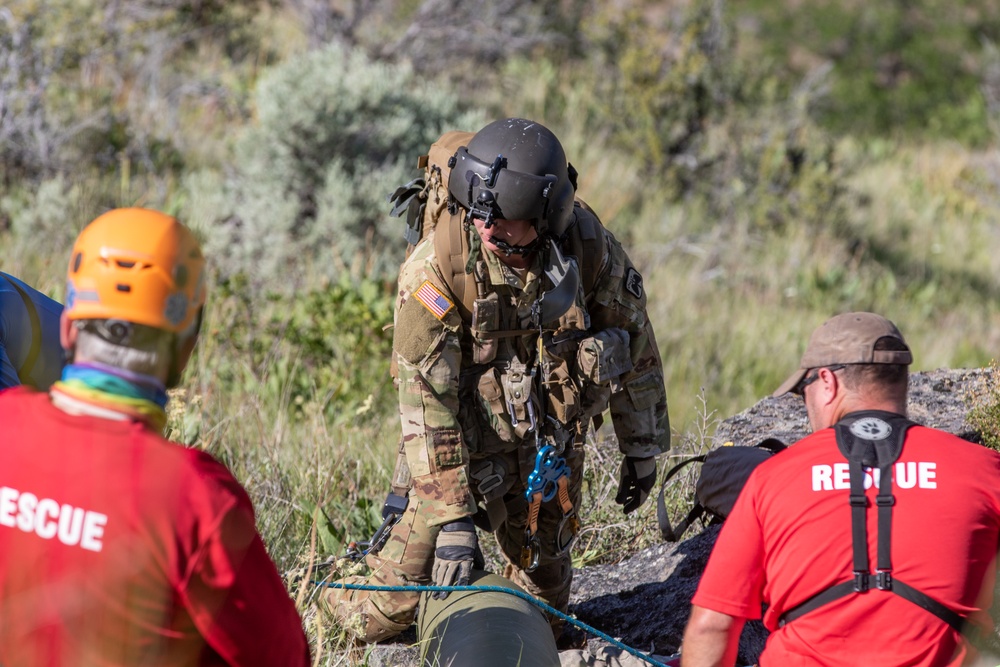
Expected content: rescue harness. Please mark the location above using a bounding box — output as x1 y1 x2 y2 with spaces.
778 411 967 636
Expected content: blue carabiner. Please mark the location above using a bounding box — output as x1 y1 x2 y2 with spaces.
525 445 570 502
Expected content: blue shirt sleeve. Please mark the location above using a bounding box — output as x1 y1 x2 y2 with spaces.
0 272 64 390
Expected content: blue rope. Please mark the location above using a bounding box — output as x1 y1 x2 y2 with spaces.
319 581 668 667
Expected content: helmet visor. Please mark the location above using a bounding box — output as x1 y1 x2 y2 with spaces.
452 147 557 223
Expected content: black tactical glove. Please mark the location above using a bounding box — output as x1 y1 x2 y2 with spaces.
431 517 478 599
615 456 657 515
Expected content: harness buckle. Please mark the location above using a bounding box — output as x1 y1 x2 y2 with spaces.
853 571 870 593
876 495 895 507
849 494 868 508
875 570 892 590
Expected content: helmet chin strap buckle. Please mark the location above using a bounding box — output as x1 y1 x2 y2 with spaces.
490 237 540 256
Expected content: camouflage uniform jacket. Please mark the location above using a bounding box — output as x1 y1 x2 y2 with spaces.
392 205 669 525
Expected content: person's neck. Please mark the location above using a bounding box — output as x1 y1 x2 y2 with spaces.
831 399 907 425
492 250 535 271
49 361 170 432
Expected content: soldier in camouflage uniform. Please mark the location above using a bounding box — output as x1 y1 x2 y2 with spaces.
321 118 670 644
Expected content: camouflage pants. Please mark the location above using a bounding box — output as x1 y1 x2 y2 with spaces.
347 443 585 640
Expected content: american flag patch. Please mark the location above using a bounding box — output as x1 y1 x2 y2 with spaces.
412 281 454 320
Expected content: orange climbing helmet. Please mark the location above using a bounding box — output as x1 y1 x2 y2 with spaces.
65 208 207 333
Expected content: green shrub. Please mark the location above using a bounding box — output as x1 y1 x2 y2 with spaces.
582 0 732 184
968 362 1000 450
189 44 485 289
207 275 395 422
729 0 998 144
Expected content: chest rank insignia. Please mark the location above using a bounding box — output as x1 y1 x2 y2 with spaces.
413 280 455 320
624 267 643 299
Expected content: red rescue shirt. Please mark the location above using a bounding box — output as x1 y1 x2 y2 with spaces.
0 387 310 666
693 424 1000 666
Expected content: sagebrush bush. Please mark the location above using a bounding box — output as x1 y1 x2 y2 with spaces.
186 44 485 290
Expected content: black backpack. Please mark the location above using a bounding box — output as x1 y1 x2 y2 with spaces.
657 438 786 542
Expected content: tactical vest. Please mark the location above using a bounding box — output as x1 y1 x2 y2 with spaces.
431 203 630 456
433 200 606 323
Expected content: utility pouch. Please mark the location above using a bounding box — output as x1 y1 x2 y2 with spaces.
502 360 537 439
477 368 517 442
577 328 632 386
544 355 579 425
471 293 500 364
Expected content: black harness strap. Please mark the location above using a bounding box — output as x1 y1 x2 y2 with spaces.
890 579 965 634
876 453 894 574
848 456 869 581
779 412 967 636
781 576 964 635
8 278 42 383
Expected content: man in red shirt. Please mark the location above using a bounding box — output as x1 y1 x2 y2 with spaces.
0 208 310 666
682 312 1000 666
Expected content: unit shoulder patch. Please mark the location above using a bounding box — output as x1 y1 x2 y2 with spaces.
624 267 644 299
412 280 455 320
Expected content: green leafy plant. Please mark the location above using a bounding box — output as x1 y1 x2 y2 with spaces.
967 362 1000 450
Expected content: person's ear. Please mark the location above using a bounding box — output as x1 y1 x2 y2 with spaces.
60 312 77 361
817 366 841 405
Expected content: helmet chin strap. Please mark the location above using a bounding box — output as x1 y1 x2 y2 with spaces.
488 236 542 256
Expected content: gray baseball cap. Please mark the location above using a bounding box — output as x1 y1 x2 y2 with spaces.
773 312 913 396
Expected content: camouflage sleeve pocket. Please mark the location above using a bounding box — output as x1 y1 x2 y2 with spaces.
576 328 633 385
612 371 666 455
431 429 465 469
625 371 663 412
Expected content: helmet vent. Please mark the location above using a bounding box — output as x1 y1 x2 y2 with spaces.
116 284 132 293
115 260 136 268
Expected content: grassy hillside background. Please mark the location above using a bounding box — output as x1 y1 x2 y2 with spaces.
2 0 1000 660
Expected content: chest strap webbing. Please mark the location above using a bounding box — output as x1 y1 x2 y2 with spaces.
7 278 43 383
778 411 965 635
433 201 607 329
